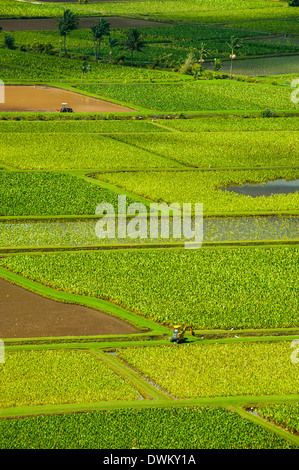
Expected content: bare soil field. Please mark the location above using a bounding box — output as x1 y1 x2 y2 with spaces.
0 277 142 338
0 85 134 113
0 16 170 31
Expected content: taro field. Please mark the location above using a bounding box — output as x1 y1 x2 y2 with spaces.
0 0 298 452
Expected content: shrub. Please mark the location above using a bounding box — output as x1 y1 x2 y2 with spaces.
4 34 15 50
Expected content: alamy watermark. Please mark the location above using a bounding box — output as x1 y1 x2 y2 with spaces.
0 340 4 364
291 339 299 364
95 196 203 249
0 80 4 104
291 79 299 104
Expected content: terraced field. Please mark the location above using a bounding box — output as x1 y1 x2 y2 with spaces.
0 0 298 453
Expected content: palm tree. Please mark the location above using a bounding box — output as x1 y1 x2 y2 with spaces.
119 28 146 66
90 17 110 61
57 9 79 56
227 36 242 79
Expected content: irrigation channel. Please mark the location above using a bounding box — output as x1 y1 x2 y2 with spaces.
222 179 299 197
0 216 298 250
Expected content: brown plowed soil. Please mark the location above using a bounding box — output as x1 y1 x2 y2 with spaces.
0 277 142 338
0 16 171 31
0 85 134 113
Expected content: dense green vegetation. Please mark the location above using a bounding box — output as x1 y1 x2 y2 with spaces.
0 406 295 449
77 80 298 112
0 120 166 133
96 168 299 213
2 120 297 170
5 27 299 66
256 404 299 434
1 246 297 329
8 0 295 25
0 350 139 408
110 131 299 168
0 172 138 216
0 133 176 170
224 18 299 36
118 341 299 398
159 117 299 132
0 0 63 18
0 48 177 83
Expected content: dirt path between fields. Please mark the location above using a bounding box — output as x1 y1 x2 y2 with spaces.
0 16 171 31
0 277 143 338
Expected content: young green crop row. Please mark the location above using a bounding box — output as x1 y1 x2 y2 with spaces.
224 18 299 36
78 79 298 112
1 216 297 248
2 128 298 171
159 117 299 133
0 0 63 18
117 341 298 399
110 130 299 169
0 350 139 409
1 246 297 329
0 117 298 133
0 172 137 217
0 48 177 83
0 406 294 449
96 168 299 214
256 404 299 434
139 24 269 42
0 133 175 170
0 120 166 134
48 0 298 25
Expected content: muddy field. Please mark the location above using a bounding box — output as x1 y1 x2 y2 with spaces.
0 277 142 338
0 16 170 31
0 85 134 113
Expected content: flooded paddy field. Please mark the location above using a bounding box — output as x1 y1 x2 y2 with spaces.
205 54 299 76
223 179 299 198
0 216 298 248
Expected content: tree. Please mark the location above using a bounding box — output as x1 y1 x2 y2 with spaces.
119 28 146 66
213 58 222 72
4 34 15 50
180 53 197 75
287 0 299 5
227 36 242 79
90 17 110 61
197 42 208 65
57 9 79 56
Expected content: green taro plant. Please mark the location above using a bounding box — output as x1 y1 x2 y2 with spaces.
0 407 295 449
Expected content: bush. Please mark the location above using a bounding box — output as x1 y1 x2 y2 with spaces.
4 34 15 50
261 108 277 118
288 0 299 6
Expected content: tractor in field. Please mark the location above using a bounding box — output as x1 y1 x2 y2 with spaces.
170 325 195 344
58 103 73 113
